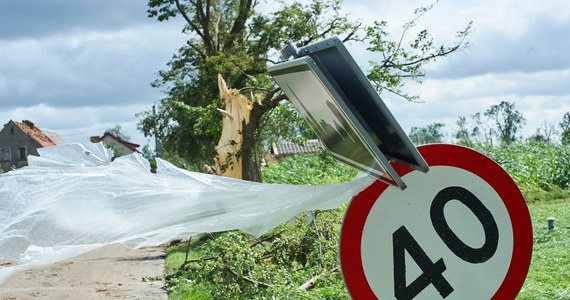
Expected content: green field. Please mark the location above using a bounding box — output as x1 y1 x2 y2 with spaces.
163 197 570 299
163 143 570 299
518 199 570 299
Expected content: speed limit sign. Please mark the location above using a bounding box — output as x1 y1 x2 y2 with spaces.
340 144 532 299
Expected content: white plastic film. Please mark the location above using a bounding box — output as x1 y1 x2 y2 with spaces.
0 143 374 282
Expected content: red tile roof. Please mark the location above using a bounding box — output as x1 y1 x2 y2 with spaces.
15 120 56 147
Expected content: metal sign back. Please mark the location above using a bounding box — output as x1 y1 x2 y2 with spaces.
267 37 428 189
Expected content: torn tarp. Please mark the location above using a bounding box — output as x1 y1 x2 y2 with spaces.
0 143 374 282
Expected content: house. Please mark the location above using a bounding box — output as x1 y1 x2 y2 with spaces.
90 132 140 157
267 139 325 163
0 120 65 172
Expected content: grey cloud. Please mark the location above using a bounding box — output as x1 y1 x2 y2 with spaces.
0 24 185 109
0 1 154 40
0 103 151 144
430 16 570 79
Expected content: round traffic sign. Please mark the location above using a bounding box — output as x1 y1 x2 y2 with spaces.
340 144 532 300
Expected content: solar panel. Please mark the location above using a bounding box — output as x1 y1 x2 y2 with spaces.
267 37 429 189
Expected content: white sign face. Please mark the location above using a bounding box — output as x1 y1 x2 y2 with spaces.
340 144 533 300
362 167 512 299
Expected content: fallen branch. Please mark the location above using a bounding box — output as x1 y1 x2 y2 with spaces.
250 229 285 248
228 268 275 289
298 267 339 291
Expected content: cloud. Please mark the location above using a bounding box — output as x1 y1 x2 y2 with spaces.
409 69 570 104
429 19 570 79
376 53 570 141
0 1 187 146
0 103 152 145
422 1 570 78
344 0 570 80
0 0 154 39
0 23 186 109
2 0 569 148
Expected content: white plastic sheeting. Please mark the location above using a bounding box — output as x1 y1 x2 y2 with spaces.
0 143 374 282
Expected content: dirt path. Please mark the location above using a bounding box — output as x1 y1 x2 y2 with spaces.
0 244 166 300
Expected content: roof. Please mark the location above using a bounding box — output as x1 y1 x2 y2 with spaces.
272 139 324 156
14 120 58 147
100 132 140 153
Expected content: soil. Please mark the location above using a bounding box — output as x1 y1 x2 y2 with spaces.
0 244 166 300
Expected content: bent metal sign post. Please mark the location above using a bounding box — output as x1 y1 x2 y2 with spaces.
340 144 533 300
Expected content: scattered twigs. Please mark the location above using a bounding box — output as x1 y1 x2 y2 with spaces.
250 230 285 248
298 267 339 291
228 268 275 289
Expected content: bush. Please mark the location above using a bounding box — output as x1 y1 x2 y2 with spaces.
165 152 357 299
474 142 570 197
262 152 358 185
165 209 352 299
165 143 570 299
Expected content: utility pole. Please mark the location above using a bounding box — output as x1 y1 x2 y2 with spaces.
152 104 160 158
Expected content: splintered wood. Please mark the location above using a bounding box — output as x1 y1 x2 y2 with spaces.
205 75 254 179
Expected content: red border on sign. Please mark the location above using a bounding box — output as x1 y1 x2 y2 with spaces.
340 144 533 299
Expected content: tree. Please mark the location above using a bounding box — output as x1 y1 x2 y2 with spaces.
560 112 570 145
138 0 471 181
366 4 472 101
105 124 131 141
528 121 558 144
484 101 526 144
409 122 445 145
454 113 482 145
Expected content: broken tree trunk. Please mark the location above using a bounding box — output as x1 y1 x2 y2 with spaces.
205 74 254 179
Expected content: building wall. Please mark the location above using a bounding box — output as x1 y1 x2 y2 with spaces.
100 135 136 157
0 121 41 172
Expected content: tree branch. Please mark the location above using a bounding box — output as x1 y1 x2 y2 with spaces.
342 23 362 42
238 87 272 94
250 230 285 248
186 40 206 60
196 0 215 53
385 43 461 69
374 83 424 103
174 0 204 39
224 0 253 49
298 267 339 291
266 92 287 109
228 268 275 289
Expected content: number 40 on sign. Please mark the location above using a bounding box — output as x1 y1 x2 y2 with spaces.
340 144 533 300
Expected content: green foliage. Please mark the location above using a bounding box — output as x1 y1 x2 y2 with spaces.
165 210 353 299
258 101 316 152
141 144 158 173
165 143 570 299
408 122 445 145
560 112 570 145
484 101 526 144
454 113 483 146
366 4 472 101
262 152 358 185
140 0 365 180
139 0 471 180
518 200 570 299
164 152 356 299
528 121 559 144
474 142 570 197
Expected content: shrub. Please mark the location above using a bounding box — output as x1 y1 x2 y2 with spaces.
475 142 570 196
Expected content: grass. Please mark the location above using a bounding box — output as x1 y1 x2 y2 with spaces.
518 199 570 299
164 197 570 299
164 237 216 300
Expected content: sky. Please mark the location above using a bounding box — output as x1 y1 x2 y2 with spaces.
1 0 569 149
